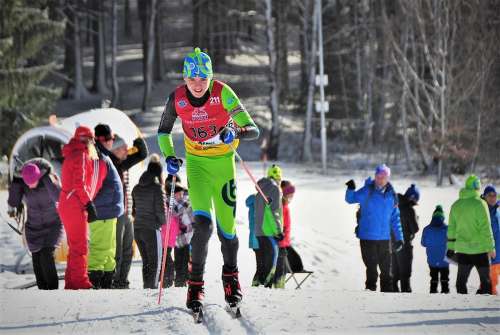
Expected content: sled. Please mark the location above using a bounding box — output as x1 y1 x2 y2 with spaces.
284 246 313 289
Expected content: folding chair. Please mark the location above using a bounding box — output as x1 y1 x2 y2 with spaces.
284 246 313 289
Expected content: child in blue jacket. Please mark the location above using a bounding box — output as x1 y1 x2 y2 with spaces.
421 205 449 293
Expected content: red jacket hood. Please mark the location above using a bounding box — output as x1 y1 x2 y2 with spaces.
62 138 88 157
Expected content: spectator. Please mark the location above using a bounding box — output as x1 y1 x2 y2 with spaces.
482 185 499 295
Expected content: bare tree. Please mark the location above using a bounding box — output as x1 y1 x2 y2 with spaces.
140 0 157 112
111 0 119 106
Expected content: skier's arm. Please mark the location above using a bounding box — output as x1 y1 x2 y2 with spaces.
476 201 495 252
157 92 178 158
121 137 148 170
447 206 456 250
390 204 404 242
345 185 366 204
221 83 259 141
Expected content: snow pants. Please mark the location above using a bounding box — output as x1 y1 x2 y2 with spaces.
32 247 58 290
58 196 92 289
256 236 279 287
162 247 175 288
88 219 117 272
490 263 500 295
134 228 162 289
391 243 413 292
274 247 288 288
186 152 239 282
114 214 134 287
429 266 449 293
174 245 190 286
360 240 393 292
456 253 491 294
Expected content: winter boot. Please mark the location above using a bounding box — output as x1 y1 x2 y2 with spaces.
430 280 438 293
88 270 104 289
400 278 412 293
392 281 400 293
222 271 243 306
101 271 114 289
441 280 450 294
186 281 205 310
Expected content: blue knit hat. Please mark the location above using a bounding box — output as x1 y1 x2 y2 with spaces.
483 185 497 196
375 164 391 177
404 184 420 203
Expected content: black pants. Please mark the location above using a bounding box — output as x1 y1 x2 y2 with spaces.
162 247 174 287
189 215 239 282
274 247 288 287
114 214 134 287
429 266 449 293
256 236 279 287
32 247 58 290
360 240 393 292
134 228 161 289
456 253 491 294
252 249 261 286
174 245 190 286
392 243 413 292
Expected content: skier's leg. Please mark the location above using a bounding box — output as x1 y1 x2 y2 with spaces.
39 247 58 290
31 250 46 289
440 267 450 293
429 266 439 293
378 240 393 292
360 240 378 291
456 254 473 294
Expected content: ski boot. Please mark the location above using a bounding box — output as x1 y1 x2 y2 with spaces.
186 280 205 310
222 271 242 305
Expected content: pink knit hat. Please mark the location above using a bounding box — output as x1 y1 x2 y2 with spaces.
281 180 296 196
21 163 42 185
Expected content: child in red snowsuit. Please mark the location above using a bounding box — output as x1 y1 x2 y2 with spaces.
274 180 296 288
58 126 107 289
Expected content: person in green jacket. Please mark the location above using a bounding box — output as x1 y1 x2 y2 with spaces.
447 175 496 294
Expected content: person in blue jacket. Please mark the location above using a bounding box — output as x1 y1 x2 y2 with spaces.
482 185 499 294
421 205 449 293
246 194 261 286
89 124 125 289
345 164 403 292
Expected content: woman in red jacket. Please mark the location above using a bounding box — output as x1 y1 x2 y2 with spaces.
274 180 296 288
58 126 108 289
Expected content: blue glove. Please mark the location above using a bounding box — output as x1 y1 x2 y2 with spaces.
166 156 183 175
219 127 236 144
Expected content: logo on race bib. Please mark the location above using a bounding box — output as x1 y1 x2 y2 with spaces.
192 107 209 121
178 99 187 108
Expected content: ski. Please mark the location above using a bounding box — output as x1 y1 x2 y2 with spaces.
192 305 204 324
226 303 241 319
12 274 65 289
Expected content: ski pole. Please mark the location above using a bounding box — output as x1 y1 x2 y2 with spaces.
230 144 270 205
158 174 177 304
0 213 22 235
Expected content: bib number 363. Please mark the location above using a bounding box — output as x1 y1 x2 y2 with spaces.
190 125 218 140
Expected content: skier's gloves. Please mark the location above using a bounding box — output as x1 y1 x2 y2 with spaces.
219 127 236 145
275 233 284 241
446 249 456 260
86 202 98 222
394 240 404 253
345 179 356 190
7 205 16 218
166 156 183 175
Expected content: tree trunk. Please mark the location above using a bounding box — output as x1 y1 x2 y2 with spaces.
124 0 132 37
72 5 90 100
111 0 120 107
90 0 108 94
275 0 289 101
302 0 318 162
154 0 164 81
264 0 280 160
142 0 157 112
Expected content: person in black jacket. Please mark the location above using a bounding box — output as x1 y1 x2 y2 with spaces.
95 124 148 289
132 154 166 289
391 184 420 292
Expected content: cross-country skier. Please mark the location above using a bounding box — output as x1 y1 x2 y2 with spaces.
157 47 259 312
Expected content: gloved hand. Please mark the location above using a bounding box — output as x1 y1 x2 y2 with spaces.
7 205 16 218
345 179 356 190
275 233 284 241
86 202 98 222
446 249 457 263
393 240 404 253
219 126 236 145
166 156 183 175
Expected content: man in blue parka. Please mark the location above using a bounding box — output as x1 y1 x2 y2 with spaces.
345 164 403 292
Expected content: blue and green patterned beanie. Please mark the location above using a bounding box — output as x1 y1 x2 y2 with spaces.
183 47 213 79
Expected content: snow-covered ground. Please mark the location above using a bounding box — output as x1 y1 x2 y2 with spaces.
1 163 499 334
